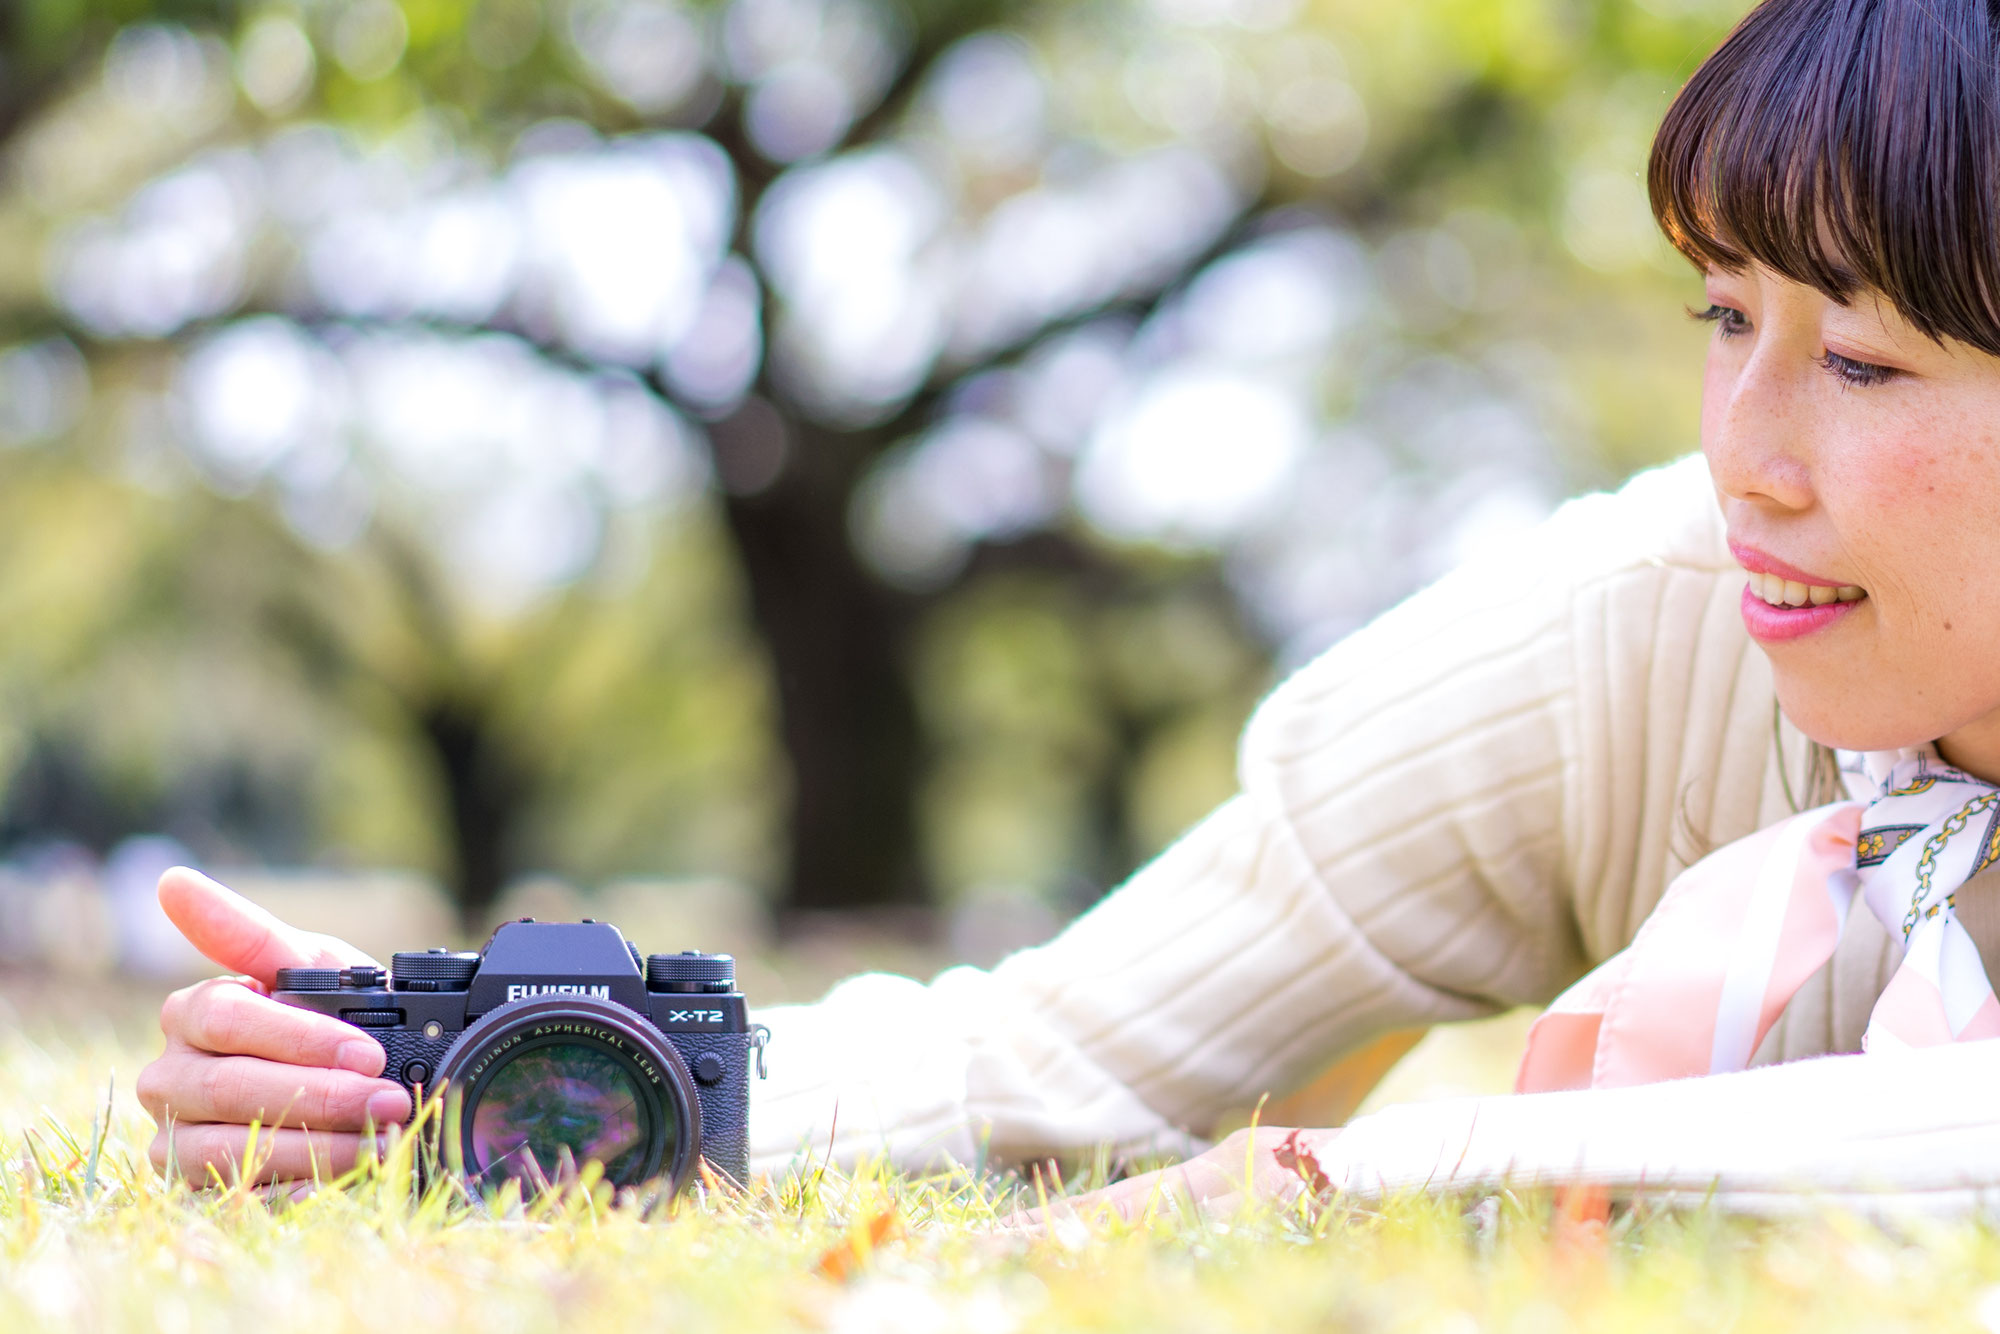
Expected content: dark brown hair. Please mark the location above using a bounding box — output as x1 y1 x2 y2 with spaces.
1652 0 2000 812
1650 0 2000 357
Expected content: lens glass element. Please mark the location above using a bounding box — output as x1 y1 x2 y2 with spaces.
466 1041 660 1186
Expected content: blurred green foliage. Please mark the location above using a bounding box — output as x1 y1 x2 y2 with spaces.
0 0 1746 929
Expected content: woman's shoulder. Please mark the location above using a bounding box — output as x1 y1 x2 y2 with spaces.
1241 452 1743 781
1263 454 1731 697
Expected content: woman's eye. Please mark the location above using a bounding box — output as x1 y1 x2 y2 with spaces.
1817 349 1900 388
1692 303 1750 338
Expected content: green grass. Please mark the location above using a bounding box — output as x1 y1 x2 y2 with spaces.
5 1007 2000 1332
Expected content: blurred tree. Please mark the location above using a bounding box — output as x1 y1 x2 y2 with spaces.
0 0 1741 928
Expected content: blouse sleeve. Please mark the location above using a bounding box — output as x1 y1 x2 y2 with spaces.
749 454 1799 1175
1315 1039 2000 1217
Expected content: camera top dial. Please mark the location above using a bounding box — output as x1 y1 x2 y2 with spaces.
645 951 734 992
391 949 481 991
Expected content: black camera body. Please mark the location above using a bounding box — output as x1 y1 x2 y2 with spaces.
273 919 766 1193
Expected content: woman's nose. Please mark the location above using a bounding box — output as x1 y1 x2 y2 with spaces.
1703 343 1815 513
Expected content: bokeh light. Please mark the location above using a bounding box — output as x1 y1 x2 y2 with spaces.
0 0 1726 962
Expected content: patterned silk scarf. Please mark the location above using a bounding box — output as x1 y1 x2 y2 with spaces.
1517 747 2000 1093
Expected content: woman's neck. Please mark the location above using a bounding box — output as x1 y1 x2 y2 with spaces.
1935 723 2000 786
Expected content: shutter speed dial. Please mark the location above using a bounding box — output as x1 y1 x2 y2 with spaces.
391 949 481 991
646 951 734 993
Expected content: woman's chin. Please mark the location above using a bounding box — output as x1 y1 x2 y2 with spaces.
1768 683 1928 758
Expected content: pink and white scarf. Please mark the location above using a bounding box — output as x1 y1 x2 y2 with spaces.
1518 747 2000 1093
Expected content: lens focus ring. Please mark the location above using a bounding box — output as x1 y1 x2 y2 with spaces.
434 994 702 1196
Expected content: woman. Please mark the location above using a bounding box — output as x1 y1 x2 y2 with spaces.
135 0 2000 1216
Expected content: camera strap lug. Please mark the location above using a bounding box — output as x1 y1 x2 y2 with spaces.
750 1023 771 1079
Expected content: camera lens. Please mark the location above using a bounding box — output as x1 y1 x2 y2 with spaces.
467 1042 657 1187
434 995 701 1194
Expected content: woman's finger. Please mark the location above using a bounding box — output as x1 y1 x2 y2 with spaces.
156 867 373 987
1005 1164 1193 1229
149 1122 390 1187
136 1049 410 1132
161 977 387 1075
1002 1127 1320 1231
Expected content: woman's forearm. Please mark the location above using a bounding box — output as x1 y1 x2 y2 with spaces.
1315 1040 2000 1217
749 792 1453 1175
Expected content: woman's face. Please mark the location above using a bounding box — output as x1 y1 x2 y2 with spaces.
1701 262 2000 781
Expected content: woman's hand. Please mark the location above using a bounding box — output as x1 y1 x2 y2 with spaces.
134 868 413 1187
1007 1125 1339 1229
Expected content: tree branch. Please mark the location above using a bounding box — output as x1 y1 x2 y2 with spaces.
862 202 1272 445
840 0 1022 152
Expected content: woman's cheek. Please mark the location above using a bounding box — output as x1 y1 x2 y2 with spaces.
1825 432 1946 572
1697 339 1742 445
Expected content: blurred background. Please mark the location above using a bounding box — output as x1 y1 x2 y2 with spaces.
0 0 1743 1023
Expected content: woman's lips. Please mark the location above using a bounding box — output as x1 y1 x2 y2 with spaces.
1728 541 1844 587
1738 583 1861 642
1729 541 1867 641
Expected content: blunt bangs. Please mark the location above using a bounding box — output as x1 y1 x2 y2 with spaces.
1649 0 2000 357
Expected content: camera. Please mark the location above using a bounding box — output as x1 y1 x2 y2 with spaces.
272 918 768 1194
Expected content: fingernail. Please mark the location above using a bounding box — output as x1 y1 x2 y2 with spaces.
336 1040 384 1076
368 1088 412 1127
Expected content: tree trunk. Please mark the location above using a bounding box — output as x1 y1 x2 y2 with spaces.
709 401 929 920
416 699 530 935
